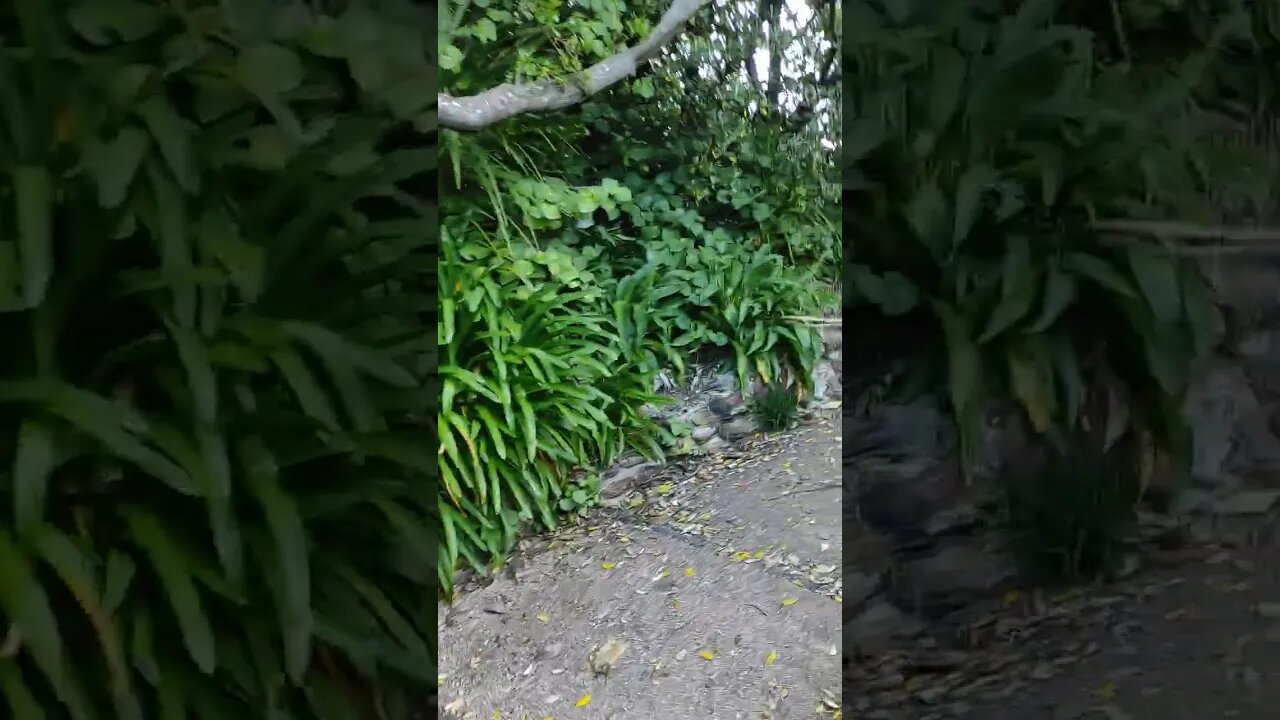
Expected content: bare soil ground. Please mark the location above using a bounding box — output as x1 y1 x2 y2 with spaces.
438 407 843 720
848 506 1280 720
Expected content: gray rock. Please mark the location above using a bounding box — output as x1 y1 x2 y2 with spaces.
708 394 743 419
811 360 840 401
600 462 660 499
849 401 964 544
925 502 979 536
848 398 952 460
845 600 924 650
700 436 730 453
821 327 842 352
1214 489 1280 516
1234 403 1280 468
890 540 1017 615
712 372 738 393
675 406 717 429
720 416 757 441
1183 361 1257 485
1235 328 1280 359
845 571 882 607
1200 256 1279 334
618 454 646 468
691 425 717 442
1171 488 1216 515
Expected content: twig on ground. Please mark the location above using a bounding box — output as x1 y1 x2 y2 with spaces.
763 481 842 502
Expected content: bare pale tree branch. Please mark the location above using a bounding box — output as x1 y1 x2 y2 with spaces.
1091 218 1280 244
439 0 711 132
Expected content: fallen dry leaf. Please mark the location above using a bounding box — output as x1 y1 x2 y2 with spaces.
575 694 591 707
765 650 777 666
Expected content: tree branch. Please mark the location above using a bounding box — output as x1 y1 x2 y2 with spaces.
439 0 710 132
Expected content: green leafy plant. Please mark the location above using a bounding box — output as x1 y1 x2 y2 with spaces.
438 231 666 594
557 474 601 515
750 382 800 432
846 0 1253 480
0 1 433 716
438 0 840 595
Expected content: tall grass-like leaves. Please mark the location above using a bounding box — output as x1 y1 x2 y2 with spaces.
437 233 666 594
0 1 432 715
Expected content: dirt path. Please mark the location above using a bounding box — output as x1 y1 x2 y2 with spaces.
847 502 1280 720
438 407 843 720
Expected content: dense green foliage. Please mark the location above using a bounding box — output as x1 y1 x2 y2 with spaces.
846 0 1277 483
0 1 431 716
439 0 840 592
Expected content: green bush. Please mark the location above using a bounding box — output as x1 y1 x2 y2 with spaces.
439 0 840 589
437 234 667 595
0 1 431 716
845 0 1263 476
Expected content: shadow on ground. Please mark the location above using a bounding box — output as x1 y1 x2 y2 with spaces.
439 408 843 719
848 497 1280 720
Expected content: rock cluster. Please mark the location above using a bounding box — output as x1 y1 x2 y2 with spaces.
1179 255 1280 509
624 328 844 469
845 396 1021 652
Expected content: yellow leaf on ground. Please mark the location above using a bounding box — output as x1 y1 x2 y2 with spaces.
576 694 591 707
1094 681 1117 699
657 482 673 495
781 596 798 607
700 650 715 660
684 567 695 576
753 550 764 559
601 561 615 570
765 650 777 666
536 613 549 623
